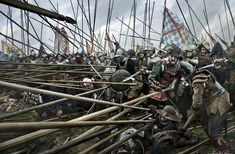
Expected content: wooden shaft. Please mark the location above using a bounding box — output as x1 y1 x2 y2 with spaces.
0 87 107 121
0 81 148 111
33 79 137 86
0 120 153 132
0 90 158 150
98 125 148 154
0 61 116 68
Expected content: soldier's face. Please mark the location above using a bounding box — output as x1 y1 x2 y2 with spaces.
169 56 177 64
200 48 208 56
186 51 193 58
139 53 145 58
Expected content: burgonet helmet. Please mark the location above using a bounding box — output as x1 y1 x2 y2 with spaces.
156 105 182 122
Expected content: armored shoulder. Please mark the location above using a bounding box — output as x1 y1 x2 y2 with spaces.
192 70 210 84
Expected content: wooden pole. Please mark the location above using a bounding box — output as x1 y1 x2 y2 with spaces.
0 120 153 132
0 80 148 111
0 92 159 150
0 87 107 121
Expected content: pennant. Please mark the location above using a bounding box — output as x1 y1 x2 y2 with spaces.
161 7 195 50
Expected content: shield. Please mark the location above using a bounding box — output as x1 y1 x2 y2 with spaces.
109 69 131 92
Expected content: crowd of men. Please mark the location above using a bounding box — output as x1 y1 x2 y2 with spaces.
1 39 235 153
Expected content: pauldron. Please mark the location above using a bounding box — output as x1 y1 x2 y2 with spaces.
207 81 225 96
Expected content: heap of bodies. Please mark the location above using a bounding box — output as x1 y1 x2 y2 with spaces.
1 40 235 154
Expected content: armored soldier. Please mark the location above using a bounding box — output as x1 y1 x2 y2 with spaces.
183 69 232 153
147 45 183 107
148 105 198 154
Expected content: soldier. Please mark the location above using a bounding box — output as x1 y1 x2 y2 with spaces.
182 69 232 153
136 48 148 71
148 105 198 154
147 45 182 108
184 44 199 66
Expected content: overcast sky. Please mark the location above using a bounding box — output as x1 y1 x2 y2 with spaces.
0 0 234 54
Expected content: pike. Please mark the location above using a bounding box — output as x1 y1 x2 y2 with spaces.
0 80 148 111
0 61 116 68
203 0 213 45
76 0 105 52
120 33 160 42
224 0 232 43
47 101 148 154
186 0 197 39
218 13 226 41
0 120 153 132
118 16 124 43
214 33 228 48
0 87 107 121
34 1 104 79
124 5 133 49
176 0 192 34
0 91 165 150
98 125 148 154
0 32 30 56
185 0 217 44
116 17 153 47
225 0 235 31
177 0 202 44
0 0 76 24
142 0 148 47
135 17 161 35
132 0 136 50
0 10 57 55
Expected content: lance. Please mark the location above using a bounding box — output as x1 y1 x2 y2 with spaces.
0 77 91 91
0 81 148 111
0 120 153 132
119 16 124 43
75 0 106 52
148 0 156 47
176 0 202 44
32 79 138 86
186 0 197 39
224 0 232 43
117 17 153 47
0 10 57 55
218 13 226 41
8 6 14 45
124 5 134 49
42 101 148 154
98 125 149 154
0 87 107 121
136 17 161 35
80 114 152 154
44 0 87 53
133 0 136 50
41 126 119 154
104 0 112 50
185 0 217 44
120 33 160 42
91 0 98 52
176 0 192 34
47 0 82 50
203 0 213 46
80 126 131 154
34 1 104 79
69 0 81 53
225 0 235 31
142 0 148 47
0 61 116 68
0 0 76 24
0 91 163 150
24 9 57 55
20 9 25 52
214 33 229 48
0 32 28 56
0 68 113 76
